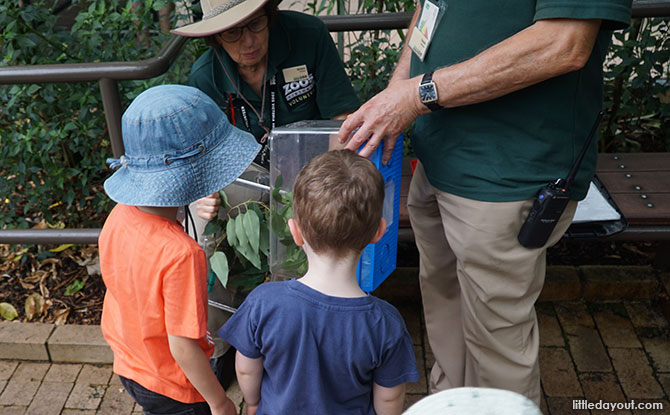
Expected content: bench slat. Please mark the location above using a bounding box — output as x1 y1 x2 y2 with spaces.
598 153 670 172
603 193 670 225
597 152 670 226
597 171 670 193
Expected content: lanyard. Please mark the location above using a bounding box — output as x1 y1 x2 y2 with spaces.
237 74 277 141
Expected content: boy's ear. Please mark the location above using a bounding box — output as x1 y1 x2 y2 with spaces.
370 218 387 244
288 218 304 247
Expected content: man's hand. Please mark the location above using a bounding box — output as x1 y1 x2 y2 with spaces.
338 76 425 164
196 193 221 221
246 403 259 415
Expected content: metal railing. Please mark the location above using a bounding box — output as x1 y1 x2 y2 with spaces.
1 3 669 244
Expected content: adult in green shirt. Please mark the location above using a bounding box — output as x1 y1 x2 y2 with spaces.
173 0 359 169
172 0 359 388
176 0 359 245
339 0 632 405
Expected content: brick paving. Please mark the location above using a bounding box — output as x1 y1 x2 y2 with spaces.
2 299 670 414
2 268 670 414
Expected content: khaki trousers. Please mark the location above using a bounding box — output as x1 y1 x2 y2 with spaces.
407 161 577 405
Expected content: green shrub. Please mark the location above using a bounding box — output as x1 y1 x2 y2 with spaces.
602 17 670 152
0 0 206 229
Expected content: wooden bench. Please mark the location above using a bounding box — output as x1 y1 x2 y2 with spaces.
397 153 670 242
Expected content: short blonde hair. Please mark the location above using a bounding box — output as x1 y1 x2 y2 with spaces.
292 150 385 257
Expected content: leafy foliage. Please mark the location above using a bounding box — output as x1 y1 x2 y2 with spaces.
602 18 670 153
202 176 306 291
305 0 414 104
0 0 207 230
202 191 270 291
270 177 307 276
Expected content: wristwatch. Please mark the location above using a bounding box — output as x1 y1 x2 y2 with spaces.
418 72 442 111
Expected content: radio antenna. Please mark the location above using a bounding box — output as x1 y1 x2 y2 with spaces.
565 111 603 189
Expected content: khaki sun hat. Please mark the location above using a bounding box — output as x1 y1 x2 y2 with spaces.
171 0 270 37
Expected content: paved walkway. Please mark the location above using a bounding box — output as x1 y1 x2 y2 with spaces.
2 265 670 414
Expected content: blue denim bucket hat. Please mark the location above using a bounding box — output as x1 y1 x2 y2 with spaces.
104 85 261 206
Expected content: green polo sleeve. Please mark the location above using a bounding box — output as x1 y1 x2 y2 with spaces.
534 0 633 30
313 21 360 118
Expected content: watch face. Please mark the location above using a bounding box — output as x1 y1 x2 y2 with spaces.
419 81 437 103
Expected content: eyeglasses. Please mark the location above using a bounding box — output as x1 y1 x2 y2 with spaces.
219 15 269 43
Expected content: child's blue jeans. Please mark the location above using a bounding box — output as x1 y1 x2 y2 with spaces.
119 376 211 415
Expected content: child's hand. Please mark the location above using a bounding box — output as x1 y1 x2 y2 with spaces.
246 403 258 415
197 193 221 221
211 396 238 415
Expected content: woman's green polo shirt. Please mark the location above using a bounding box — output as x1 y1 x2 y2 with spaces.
410 0 632 202
188 11 360 166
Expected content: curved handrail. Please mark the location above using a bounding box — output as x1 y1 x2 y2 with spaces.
632 0 670 16
0 35 189 84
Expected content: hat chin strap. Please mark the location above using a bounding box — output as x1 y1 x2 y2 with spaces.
184 204 198 243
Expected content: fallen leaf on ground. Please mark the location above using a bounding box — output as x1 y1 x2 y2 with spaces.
53 308 70 325
25 293 44 321
0 302 19 320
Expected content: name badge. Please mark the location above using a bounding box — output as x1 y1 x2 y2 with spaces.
282 65 309 82
282 73 315 109
409 0 445 61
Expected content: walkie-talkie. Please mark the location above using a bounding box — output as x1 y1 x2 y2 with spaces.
517 112 603 248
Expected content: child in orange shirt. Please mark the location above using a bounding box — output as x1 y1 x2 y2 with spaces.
99 85 260 415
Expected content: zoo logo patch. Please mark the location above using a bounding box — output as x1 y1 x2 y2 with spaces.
282 73 315 109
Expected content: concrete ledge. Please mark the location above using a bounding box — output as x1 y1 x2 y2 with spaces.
540 266 582 301
376 265 663 304
0 321 54 361
48 325 113 364
0 322 112 364
581 265 659 301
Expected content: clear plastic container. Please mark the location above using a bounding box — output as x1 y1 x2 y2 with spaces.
268 120 403 292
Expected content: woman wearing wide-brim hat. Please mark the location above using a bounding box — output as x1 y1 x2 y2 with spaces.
172 0 360 168
171 0 360 389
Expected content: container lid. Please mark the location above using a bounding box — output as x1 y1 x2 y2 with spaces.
269 119 344 135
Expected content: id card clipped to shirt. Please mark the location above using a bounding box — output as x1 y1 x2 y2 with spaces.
408 0 447 61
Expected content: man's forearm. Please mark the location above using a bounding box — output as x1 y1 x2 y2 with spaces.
432 18 602 108
338 14 602 160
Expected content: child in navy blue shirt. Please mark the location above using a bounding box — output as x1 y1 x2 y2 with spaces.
220 150 419 415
